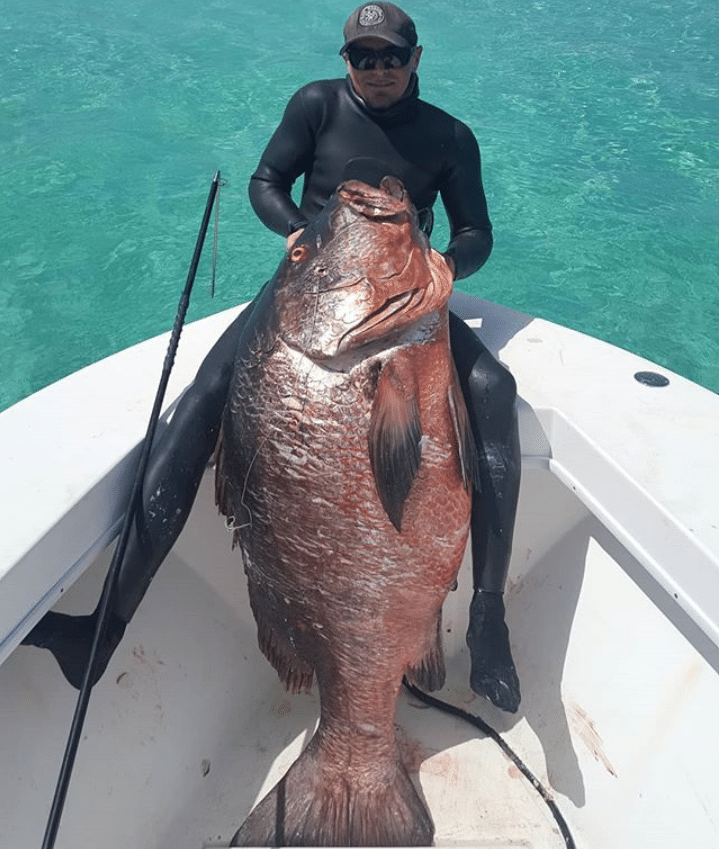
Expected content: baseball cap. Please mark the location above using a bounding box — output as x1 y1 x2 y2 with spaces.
340 3 418 53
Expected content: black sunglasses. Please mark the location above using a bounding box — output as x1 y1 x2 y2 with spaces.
344 45 416 71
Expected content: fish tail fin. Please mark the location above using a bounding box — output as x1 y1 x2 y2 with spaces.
405 611 446 691
231 736 434 847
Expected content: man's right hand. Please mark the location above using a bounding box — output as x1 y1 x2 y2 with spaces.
286 229 305 250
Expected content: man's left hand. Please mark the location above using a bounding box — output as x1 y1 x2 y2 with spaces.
443 252 456 280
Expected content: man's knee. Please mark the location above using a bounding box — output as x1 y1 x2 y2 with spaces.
467 354 517 412
449 312 517 402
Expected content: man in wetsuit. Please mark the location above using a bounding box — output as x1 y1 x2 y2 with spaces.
23 2 521 713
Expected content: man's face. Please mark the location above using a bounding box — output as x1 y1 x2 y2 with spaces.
343 37 422 110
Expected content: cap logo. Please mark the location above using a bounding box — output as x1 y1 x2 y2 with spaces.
359 5 385 26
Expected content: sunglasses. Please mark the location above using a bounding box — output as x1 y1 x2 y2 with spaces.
344 45 416 71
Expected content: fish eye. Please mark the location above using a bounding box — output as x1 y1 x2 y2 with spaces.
289 245 309 263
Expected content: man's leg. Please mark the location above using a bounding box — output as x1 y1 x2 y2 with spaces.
22 307 251 688
449 312 522 713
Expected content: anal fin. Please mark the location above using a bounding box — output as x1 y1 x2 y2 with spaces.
248 582 314 694
405 612 446 692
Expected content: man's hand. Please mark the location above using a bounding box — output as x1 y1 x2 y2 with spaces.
442 252 456 280
286 229 305 250
428 248 456 286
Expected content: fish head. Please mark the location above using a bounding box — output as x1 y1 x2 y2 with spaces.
274 177 454 361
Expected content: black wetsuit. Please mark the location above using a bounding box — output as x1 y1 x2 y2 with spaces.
249 75 492 280
23 74 521 712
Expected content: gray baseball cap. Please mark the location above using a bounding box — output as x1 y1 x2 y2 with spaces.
340 3 418 52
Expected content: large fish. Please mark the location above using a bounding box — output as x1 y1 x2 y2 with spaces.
215 177 478 847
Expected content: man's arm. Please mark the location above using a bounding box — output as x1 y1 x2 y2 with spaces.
248 87 316 238
440 122 494 281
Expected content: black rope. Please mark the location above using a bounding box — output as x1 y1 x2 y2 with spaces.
402 679 577 849
40 171 223 849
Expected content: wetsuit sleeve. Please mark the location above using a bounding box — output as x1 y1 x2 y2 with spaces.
440 123 493 281
248 87 316 237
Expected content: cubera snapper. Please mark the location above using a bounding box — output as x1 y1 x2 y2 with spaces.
215 176 479 847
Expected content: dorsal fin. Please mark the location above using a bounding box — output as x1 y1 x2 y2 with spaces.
447 369 481 495
368 362 422 532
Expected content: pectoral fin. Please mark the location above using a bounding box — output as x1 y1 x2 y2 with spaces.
368 363 422 532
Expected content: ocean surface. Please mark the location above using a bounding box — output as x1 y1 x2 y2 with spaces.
1 0 717 411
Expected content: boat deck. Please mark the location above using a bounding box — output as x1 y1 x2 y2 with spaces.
2 295 719 847
2 462 718 848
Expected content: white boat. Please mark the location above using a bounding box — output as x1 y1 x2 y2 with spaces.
1 291 718 849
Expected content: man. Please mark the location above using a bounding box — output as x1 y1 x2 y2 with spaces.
23 2 521 714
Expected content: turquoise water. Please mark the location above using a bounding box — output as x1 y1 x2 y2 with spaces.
1 0 717 411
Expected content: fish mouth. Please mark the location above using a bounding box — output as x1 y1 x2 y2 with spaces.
308 176 448 356
357 288 421 330
337 176 412 223
338 286 424 352
316 176 423 294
